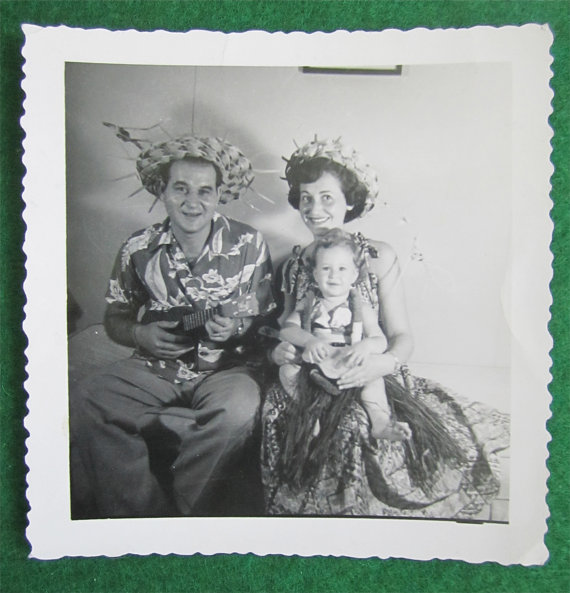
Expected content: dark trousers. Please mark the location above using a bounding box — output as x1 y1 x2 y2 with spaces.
70 357 261 518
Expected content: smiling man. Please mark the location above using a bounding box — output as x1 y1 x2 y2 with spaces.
70 136 274 518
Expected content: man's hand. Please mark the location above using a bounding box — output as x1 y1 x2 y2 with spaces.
133 321 194 359
205 314 240 343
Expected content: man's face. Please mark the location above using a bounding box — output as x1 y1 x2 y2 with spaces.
161 160 221 237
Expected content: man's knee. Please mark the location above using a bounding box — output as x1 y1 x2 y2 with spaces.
69 374 102 427
218 371 261 434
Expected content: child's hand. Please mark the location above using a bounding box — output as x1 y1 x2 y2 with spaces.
341 340 376 368
302 339 335 364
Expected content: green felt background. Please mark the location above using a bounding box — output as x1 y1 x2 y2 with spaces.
1 1 567 591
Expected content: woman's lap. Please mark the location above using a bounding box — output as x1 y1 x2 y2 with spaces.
261 381 376 515
260 374 510 518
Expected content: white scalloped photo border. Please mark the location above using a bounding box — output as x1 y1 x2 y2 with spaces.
21 25 553 563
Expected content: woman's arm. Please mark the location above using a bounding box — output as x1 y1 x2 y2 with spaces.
272 270 304 365
277 291 297 327
369 240 414 363
337 241 413 388
360 300 386 340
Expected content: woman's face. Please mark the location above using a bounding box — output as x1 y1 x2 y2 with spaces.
298 171 350 237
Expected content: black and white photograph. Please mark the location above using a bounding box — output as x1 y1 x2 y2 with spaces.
21 26 552 562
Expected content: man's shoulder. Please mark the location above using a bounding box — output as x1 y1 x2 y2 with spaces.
223 215 262 236
120 221 167 256
217 215 266 248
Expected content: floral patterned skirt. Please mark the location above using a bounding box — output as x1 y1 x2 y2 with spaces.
261 372 510 518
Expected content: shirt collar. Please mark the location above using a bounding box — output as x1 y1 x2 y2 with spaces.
146 213 230 255
145 219 173 252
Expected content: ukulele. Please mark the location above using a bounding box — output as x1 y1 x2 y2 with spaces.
142 293 259 333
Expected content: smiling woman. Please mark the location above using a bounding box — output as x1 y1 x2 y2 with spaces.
298 172 350 236
65 63 513 377
261 137 509 518
286 150 377 229
62 63 515 522
16 24 553 562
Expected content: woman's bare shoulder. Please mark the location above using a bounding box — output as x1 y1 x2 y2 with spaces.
365 238 395 256
364 239 399 275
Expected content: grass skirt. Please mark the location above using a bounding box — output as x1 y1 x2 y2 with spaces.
261 370 509 517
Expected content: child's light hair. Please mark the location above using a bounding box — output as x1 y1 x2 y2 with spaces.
310 228 364 273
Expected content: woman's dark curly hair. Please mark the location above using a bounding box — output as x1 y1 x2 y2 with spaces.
287 158 370 223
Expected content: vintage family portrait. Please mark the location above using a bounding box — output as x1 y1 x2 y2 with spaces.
22 26 552 562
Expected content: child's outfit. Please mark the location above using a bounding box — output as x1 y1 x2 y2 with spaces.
262 236 509 516
279 293 389 433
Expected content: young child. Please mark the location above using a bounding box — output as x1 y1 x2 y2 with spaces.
279 229 411 441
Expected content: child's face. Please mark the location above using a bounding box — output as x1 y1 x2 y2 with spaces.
313 245 359 299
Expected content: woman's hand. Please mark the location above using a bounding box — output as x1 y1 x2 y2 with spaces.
134 321 194 359
271 341 299 366
337 352 396 390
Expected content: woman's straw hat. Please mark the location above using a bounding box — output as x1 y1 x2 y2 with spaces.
284 136 380 217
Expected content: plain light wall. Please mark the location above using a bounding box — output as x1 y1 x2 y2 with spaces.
66 62 511 367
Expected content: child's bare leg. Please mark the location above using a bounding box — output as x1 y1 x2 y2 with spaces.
279 363 301 398
361 378 411 441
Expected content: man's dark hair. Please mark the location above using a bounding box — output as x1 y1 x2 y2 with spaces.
158 157 223 194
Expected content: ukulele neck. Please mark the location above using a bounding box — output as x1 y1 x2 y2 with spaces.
181 307 219 332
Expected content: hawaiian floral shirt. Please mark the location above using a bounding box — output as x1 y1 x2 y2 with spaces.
106 213 274 382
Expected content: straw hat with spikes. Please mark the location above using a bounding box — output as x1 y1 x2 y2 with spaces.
136 136 254 203
283 136 380 218
103 123 254 205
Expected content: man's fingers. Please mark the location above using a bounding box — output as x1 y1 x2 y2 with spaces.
157 344 194 357
211 314 235 328
157 329 189 344
157 320 180 329
159 340 191 351
205 320 234 342
206 318 233 334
